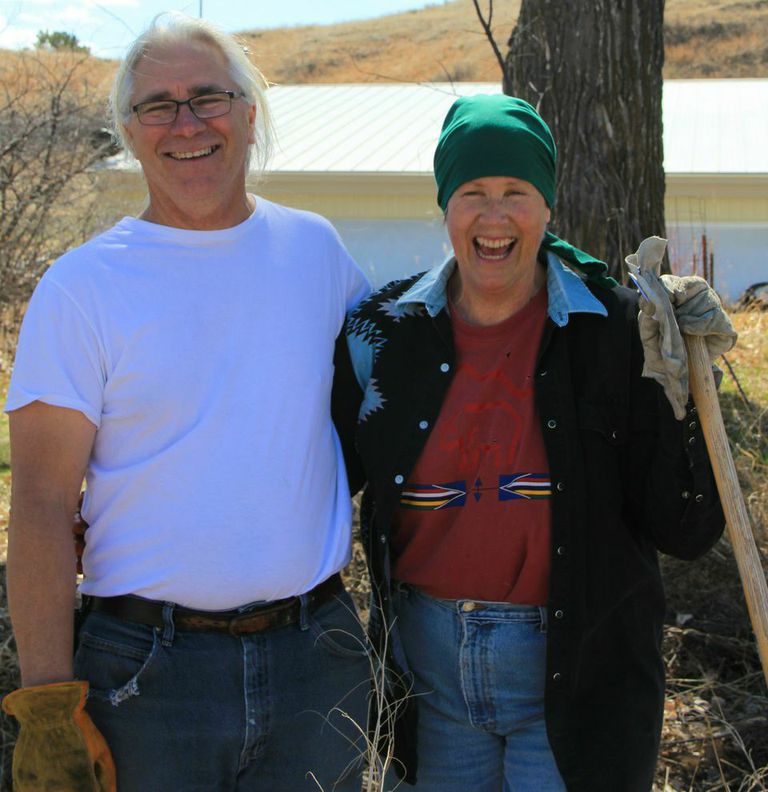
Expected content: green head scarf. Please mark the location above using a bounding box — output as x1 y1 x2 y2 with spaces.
433 94 616 289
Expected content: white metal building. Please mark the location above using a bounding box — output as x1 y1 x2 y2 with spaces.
103 80 768 301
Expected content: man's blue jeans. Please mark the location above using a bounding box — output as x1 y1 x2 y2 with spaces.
392 584 567 792
74 589 370 791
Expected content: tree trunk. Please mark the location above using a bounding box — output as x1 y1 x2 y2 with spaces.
505 0 667 279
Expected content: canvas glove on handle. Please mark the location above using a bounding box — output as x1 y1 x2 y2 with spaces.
2 680 116 792
625 236 737 420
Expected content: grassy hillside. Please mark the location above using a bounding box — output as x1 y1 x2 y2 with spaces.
666 0 768 77
243 0 768 84
1 0 767 87
239 1 520 84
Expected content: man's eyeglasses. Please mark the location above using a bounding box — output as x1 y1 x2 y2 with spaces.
132 91 244 126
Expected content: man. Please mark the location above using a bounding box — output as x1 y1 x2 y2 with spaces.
3 13 370 791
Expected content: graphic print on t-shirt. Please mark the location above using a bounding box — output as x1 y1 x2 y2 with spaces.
391 288 552 604
400 481 467 510
399 473 551 509
498 473 551 500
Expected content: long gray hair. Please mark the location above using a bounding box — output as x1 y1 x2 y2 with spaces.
109 12 273 176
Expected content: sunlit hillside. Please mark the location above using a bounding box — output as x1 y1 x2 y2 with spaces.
1 0 767 90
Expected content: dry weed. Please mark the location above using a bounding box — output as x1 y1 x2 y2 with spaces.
2 310 767 789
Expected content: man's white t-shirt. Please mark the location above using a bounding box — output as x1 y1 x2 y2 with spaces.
6 198 371 609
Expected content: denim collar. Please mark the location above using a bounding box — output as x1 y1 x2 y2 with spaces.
395 250 608 327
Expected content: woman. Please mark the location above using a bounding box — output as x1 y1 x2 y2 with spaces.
344 95 725 791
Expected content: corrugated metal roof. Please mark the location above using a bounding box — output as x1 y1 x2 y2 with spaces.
662 79 768 174
266 79 768 175
268 82 494 173
101 79 768 176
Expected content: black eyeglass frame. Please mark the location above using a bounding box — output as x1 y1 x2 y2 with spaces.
131 90 244 125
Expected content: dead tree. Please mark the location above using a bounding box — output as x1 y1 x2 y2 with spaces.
0 50 115 353
476 0 667 279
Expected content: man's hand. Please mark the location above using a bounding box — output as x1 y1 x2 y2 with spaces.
3 681 116 792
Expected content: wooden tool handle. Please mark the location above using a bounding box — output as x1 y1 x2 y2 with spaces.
685 335 768 687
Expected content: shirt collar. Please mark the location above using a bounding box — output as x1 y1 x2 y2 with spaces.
396 250 608 326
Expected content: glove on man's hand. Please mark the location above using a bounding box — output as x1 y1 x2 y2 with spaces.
2 680 116 792
625 236 737 420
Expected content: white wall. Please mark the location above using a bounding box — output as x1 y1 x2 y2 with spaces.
666 222 768 304
334 219 451 288
335 218 767 303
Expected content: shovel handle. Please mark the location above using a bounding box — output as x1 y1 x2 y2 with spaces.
685 335 768 687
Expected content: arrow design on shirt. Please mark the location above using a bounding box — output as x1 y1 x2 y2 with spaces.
399 481 467 510
498 473 551 500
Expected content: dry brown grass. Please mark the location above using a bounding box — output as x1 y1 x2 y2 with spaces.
0 47 113 96
1 0 766 91
657 309 768 791
241 0 768 84
239 1 520 85
665 0 768 78
1 310 767 790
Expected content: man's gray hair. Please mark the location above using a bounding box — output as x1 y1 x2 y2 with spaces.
109 12 273 176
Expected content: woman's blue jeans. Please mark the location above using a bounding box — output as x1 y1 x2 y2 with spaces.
391 584 567 792
74 590 370 791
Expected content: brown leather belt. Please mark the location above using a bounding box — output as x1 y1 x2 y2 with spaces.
87 573 344 636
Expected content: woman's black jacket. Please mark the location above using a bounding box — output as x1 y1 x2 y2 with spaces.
331 274 724 792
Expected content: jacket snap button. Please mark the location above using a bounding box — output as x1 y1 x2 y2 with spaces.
394 474 404 484
555 609 564 619
556 481 565 492
440 363 450 373
418 420 429 430
611 429 618 441
556 545 566 556
681 490 691 499
688 436 696 446
552 672 562 682
695 493 704 503
547 419 557 429
688 421 698 430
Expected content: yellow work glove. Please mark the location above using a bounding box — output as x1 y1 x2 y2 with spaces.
2 680 116 792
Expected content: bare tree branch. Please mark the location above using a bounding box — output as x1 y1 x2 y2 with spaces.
0 49 117 347
471 0 506 79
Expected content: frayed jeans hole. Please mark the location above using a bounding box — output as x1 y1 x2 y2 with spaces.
108 676 140 706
